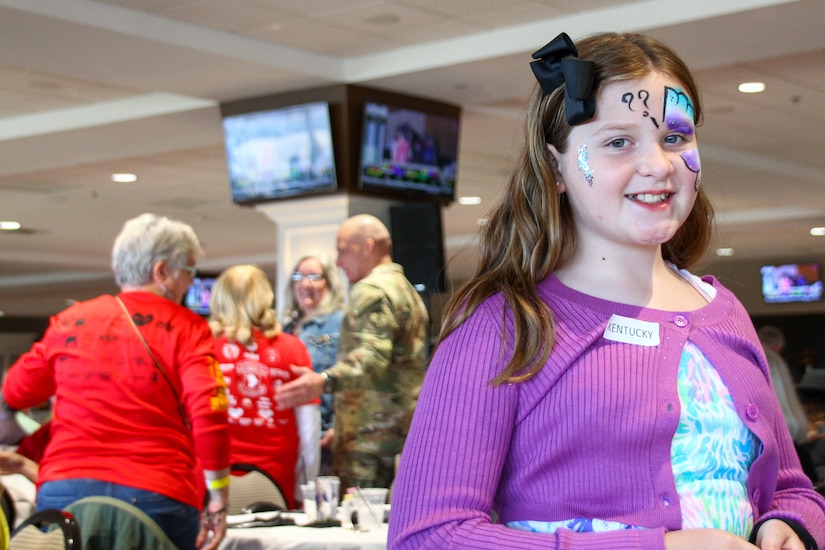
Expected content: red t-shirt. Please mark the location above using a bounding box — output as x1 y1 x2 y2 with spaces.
2 292 230 509
213 329 312 508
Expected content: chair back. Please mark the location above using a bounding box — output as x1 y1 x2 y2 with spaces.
0 503 8 550
228 463 289 514
0 483 12 549
0 484 15 533
9 508 80 550
64 496 176 550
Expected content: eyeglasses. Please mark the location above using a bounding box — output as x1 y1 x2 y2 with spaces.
176 265 199 278
290 272 324 283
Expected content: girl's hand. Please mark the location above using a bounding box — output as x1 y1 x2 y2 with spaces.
665 528 759 550
753 519 807 550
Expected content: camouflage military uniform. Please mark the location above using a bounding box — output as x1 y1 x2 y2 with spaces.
328 262 428 489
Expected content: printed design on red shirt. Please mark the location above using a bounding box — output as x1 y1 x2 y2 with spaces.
208 357 229 412
222 342 241 360
133 313 153 326
221 342 291 429
236 360 268 398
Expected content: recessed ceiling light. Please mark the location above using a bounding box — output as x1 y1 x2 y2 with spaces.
716 247 735 256
111 173 137 183
458 196 482 205
0 221 21 231
810 227 825 236
738 82 766 94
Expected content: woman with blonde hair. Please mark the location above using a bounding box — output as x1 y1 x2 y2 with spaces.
209 264 319 508
283 252 346 474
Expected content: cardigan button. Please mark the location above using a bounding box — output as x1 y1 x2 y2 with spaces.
673 315 688 327
746 404 759 419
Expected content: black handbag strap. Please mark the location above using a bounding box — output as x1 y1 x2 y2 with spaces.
115 296 190 429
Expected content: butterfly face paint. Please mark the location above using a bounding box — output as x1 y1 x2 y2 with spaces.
680 149 701 190
577 144 594 187
663 87 701 191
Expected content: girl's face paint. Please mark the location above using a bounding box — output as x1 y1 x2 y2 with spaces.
663 87 702 190
663 86 695 133
577 144 594 187
680 149 701 190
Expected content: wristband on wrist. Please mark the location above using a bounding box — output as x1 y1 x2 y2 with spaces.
206 476 230 491
321 371 336 393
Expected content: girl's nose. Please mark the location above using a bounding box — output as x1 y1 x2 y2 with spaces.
637 145 675 180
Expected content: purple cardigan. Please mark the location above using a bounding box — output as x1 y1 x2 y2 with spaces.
388 275 825 549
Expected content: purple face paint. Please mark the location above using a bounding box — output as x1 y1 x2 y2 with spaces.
680 148 701 190
667 117 694 136
577 144 594 187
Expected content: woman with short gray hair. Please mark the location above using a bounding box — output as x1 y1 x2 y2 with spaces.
3 212 230 550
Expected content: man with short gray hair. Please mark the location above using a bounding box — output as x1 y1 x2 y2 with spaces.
277 214 428 489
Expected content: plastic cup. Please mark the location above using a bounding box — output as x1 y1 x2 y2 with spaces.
314 476 340 521
355 487 388 531
301 482 317 522
338 496 355 529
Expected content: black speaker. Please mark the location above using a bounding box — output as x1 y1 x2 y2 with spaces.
390 203 446 294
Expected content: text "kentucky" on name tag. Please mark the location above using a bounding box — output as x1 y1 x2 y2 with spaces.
603 314 660 347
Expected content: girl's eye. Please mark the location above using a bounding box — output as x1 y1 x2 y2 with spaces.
664 134 686 145
608 138 629 148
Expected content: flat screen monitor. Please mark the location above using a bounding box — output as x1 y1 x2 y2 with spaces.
222 101 337 204
760 262 823 303
358 101 459 203
184 276 216 316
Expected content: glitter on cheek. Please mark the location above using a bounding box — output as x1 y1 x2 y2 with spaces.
680 148 702 191
577 144 594 187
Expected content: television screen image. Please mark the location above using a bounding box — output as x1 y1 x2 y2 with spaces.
359 101 459 202
760 262 823 303
222 101 337 204
184 277 216 316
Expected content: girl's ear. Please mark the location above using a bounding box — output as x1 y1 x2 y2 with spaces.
546 144 566 192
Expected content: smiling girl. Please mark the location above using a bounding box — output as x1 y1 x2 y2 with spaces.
388 32 825 550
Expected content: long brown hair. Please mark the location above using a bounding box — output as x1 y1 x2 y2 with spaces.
439 32 714 385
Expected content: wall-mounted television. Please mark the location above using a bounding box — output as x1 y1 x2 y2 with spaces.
222 101 337 205
184 276 217 316
760 262 824 303
357 100 459 203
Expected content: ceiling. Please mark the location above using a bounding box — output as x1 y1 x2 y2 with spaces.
1 0 825 318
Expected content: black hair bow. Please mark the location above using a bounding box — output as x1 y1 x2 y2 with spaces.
530 32 596 125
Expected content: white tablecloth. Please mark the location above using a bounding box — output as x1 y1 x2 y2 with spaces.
219 513 388 550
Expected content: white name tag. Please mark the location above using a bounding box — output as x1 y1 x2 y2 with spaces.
603 314 660 346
